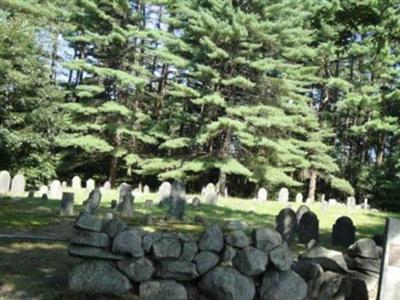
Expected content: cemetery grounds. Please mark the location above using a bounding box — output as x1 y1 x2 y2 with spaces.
0 189 399 299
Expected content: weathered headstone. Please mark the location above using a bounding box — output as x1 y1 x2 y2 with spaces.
363 198 369 210
205 183 216 195
86 179 95 193
377 218 400 300
206 192 218 205
28 191 35 198
295 193 303 203
118 184 134 217
347 196 356 208
328 199 337 207
296 205 310 225
72 176 81 189
60 192 75 216
118 183 130 204
39 185 49 196
331 216 356 247
275 208 297 244
84 188 102 214
158 181 172 204
298 211 319 244
10 174 25 194
61 181 67 189
192 197 201 207
143 185 150 194
0 170 11 193
49 180 62 199
278 187 289 203
103 181 111 190
257 188 267 202
167 181 186 220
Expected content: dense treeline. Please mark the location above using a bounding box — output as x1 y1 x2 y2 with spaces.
0 0 399 209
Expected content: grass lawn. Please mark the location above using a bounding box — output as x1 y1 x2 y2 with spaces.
0 189 399 299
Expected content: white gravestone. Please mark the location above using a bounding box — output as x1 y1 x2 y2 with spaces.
278 187 289 203
10 174 25 194
86 179 95 193
0 170 11 193
295 193 303 203
257 188 268 202
72 176 81 189
39 185 49 196
103 181 111 190
158 181 172 203
143 185 150 194
49 180 62 199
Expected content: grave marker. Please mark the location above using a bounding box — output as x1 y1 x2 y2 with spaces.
257 188 267 202
86 179 95 193
168 181 186 219
10 174 25 194
49 180 62 199
0 170 11 193
60 192 75 216
295 193 303 203
72 176 81 189
278 188 289 203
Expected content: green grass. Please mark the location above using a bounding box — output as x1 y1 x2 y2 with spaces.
0 189 399 299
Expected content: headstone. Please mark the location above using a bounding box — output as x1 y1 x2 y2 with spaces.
60 192 74 216
192 197 201 207
49 180 62 199
0 170 11 193
28 191 35 198
320 194 326 202
86 178 95 193
103 181 111 190
118 184 134 217
377 218 400 300
296 205 310 225
275 208 297 244
295 193 303 203
158 181 172 204
331 216 356 247
118 183 131 204
138 182 143 193
298 211 319 244
278 187 289 203
41 193 48 200
363 198 369 210
72 176 81 189
39 185 49 196
167 180 186 219
205 183 216 195
328 199 337 207
61 181 67 189
143 185 150 194
84 188 102 214
10 174 25 194
347 196 356 208
206 192 218 205
257 188 267 202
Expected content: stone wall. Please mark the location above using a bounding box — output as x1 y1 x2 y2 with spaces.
68 213 380 300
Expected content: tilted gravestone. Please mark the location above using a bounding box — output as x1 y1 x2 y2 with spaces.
72 176 81 189
85 188 102 214
118 184 134 217
257 188 267 202
275 208 297 244
10 174 25 194
60 192 75 216
295 193 303 204
331 216 356 247
167 181 186 220
86 179 95 193
49 180 62 199
377 218 400 300
278 188 289 203
298 211 319 244
0 170 11 193
143 185 150 194
158 181 172 205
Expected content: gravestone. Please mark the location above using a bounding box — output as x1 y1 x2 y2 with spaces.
278 187 289 203
84 188 102 214
0 170 11 193
363 198 369 210
41 193 48 200
167 181 186 220
206 192 218 205
49 180 62 199
28 191 35 198
39 185 49 196
86 179 95 193
10 174 25 194
257 188 267 202
296 205 310 225
295 193 303 203
328 199 337 207
347 196 356 208
275 208 297 244
103 181 111 190
138 182 143 193
158 181 172 204
331 216 356 247
60 192 75 216
61 181 67 189
205 183 216 195
377 218 400 300
143 185 150 194
201 187 206 197
72 176 81 189
118 184 134 217
192 197 201 207
298 211 319 244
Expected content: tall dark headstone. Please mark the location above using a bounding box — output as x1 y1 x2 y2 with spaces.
117 184 134 217
275 208 297 244
296 205 310 225
331 216 356 247
60 192 75 216
298 211 319 244
167 181 186 220
84 188 102 214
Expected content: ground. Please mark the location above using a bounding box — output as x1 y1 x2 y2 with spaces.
0 190 398 299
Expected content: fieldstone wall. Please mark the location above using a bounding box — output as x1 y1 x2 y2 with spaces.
68 213 380 300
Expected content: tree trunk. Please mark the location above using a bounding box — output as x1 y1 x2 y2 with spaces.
109 155 118 188
307 169 317 202
377 134 385 166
